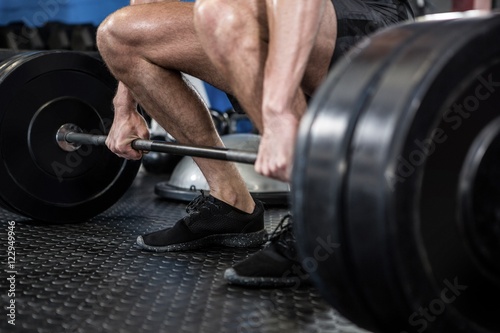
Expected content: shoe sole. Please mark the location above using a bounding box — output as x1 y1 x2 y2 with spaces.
224 267 306 288
136 229 268 252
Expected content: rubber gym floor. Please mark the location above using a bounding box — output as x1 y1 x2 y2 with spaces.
0 169 366 333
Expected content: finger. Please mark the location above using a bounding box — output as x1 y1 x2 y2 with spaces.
119 152 142 161
126 147 144 160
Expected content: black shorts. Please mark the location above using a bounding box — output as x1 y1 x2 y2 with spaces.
330 0 414 67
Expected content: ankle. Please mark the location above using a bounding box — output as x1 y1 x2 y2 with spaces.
211 190 255 214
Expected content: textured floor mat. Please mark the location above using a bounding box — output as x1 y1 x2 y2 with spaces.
0 171 368 333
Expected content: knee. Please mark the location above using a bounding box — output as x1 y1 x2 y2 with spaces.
97 7 137 63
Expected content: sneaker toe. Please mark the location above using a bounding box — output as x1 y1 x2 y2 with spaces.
224 244 308 287
136 235 163 252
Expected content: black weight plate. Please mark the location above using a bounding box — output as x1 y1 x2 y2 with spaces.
0 53 34 79
0 54 42 213
0 49 24 63
0 51 141 223
346 13 500 333
0 55 63 215
459 117 500 275
292 21 439 331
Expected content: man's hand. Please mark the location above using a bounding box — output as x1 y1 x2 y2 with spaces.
106 104 150 160
255 113 298 183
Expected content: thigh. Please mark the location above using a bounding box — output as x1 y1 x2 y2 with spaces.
115 2 233 92
133 0 274 94
300 1 337 97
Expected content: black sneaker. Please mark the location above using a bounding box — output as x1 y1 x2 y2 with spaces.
224 214 310 288
136 191 267 252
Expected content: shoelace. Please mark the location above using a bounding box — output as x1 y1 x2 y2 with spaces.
185 190 219 215
268 213 297 260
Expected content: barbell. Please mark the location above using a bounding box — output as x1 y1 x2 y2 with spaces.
0 11 499 333
56 124 258 164
0 48 264 224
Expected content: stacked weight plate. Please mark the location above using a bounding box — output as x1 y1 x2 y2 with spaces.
293 12 500 333
0 51 141 223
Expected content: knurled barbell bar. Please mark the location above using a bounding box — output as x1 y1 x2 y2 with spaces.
0 12 500 333
55 123 258 164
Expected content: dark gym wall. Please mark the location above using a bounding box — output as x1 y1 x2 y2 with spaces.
0 0 129 26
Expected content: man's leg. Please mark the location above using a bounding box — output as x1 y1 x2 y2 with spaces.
192 0 412 287
96 2 267 251
194 0 336 127
193 0 337 181
192 0 337 287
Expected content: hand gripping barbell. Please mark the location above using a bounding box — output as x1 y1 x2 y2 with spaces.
1 12 499 333
55 124 257 164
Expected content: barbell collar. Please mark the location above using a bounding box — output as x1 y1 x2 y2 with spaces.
61 131 258 165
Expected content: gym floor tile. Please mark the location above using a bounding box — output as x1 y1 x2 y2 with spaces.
0 171 367 333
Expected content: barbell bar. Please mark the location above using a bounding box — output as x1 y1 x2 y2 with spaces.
0 11 500 333
56 124 258 164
